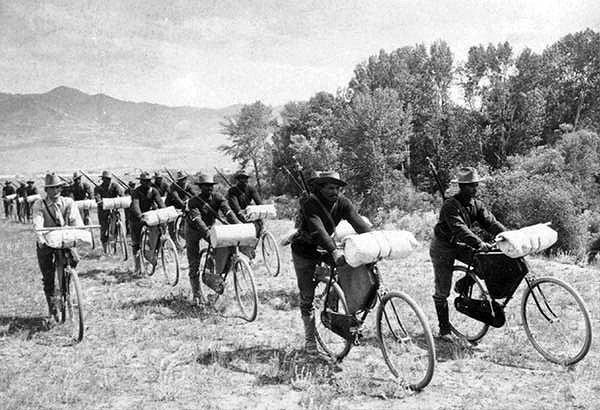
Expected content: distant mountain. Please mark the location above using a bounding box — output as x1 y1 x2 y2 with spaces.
0 86 244 176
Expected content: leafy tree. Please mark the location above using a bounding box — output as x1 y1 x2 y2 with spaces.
220 101 275 195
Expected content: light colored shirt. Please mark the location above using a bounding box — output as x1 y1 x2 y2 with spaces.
32 195 83 230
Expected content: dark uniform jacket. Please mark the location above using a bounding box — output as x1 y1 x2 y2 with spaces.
94 182 123 201
26 185 38 196
131 186 164 221
16 185 27 199
433 192 506 249
186 192 239 234
165 183 192 210
153 180 170 197
72 181 93 201
292 193 371 259
2 185 16 197
227 185 262 222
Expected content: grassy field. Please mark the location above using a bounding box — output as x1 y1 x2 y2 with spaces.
0 217 599 410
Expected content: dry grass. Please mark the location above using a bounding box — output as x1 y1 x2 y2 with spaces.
0 217 599 409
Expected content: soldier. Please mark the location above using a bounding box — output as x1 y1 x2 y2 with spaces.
2 181 16 219
16 181 27 222
94 170 124 253
71 171 93 225
430 167 506 340
25 179 39 221
130 172 164 274
153 172 170 197
124 180 136 235
290 171 371 355
32 173 83 321
165 170 193 241
226 171 263 223
185 173 239 304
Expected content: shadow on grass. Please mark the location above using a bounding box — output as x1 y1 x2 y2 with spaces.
256 288 299 311
119 294 213 321
434 337 477 362
78 267 139 284
196 345 341 385
0 315 50 338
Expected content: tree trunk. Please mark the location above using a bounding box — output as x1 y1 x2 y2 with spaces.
252 157 262 196
573 90 585 130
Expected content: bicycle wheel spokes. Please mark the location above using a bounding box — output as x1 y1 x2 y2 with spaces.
161 237 180 286
261 232 281 277
60 269 84 343
118 220 128 261
377 292 435 391
521 277 592 365
233 257 258 321
314 279 352 360
449 266 490 342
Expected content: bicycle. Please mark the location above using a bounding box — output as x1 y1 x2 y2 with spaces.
197 244 258 322
449 247 592 366
36 226 95 343
106 209 128 261
172 210 187 251
314 253 436 391
140 223 179 286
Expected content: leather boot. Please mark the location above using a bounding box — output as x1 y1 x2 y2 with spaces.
434 297 452 337
44 291 58 321
301 312 318 355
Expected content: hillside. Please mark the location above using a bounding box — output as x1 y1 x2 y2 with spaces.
0 87 243 176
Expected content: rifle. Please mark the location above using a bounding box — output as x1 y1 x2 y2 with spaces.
57 175 72 185
426 157 446 201
280 165 306 194
111 173 129 190
163 168 227 225
214 167 234 188
78 170 99 188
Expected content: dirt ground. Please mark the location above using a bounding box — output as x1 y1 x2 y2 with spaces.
1 218 599 410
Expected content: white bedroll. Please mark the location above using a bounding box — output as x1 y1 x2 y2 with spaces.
333 216 372 243
343 230 420 268
27 194 41 203
495 223 557 258
102 196 131 210
142 206 179 226
75 199 97 210
40 228 94 249
210 223 258 247
5 194 16 201
243 204 277 221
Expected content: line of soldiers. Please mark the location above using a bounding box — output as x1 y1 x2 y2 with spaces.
2 179 39 222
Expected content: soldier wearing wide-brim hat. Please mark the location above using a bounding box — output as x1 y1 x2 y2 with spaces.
130 171 164 273
186 172 240 304
31 173 83 321
227 170 262 224
152 171 169 196
290 169 371 355
430 166 506 341
70 171 92 220
2 180 16 219
24 178 39 221
93 170 124 253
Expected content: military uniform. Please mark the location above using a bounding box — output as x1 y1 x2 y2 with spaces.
165 175 192 242
94 173 124 249
130 178 164 264
16 183 27 222
72 178 93 224
2 183 16 218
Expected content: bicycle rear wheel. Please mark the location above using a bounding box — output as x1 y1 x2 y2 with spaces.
59 268 84 343
521 277 592 365
449 265 490 342
314 278 352 360
140 227 156 276
261 231 281 277
233 256 258 322
161 237 180 286
377 291 435 391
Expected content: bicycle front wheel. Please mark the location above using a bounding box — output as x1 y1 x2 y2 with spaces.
314 278 352 360
161 237 180 286
233 256 258 322
377 291 435 391
140 227 156 276
261 231 281 277
449 265 490 342
521 277 592 365
62 268 84 343
174 215 186 250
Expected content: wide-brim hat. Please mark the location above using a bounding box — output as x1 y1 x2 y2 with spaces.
176 170 187 181
100 170 112 179
4 181 11 185
195 173 216 185
44 173 65 188
27 179 35 183
137 172 152 180
73 171 81 179
154 171 162 179
451 167 486 184
313 171 346 187
234 170 250 180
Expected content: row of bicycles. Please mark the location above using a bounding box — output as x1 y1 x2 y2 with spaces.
33 209 593 391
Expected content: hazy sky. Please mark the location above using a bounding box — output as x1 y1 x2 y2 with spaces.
2 0 599 108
